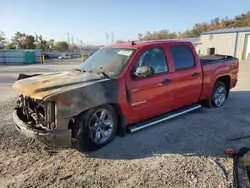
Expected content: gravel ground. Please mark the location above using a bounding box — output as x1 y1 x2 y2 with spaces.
0 61 250 188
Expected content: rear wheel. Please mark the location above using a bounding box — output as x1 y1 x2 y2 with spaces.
75 105 118 151
212 81 227 107
204 81 227 108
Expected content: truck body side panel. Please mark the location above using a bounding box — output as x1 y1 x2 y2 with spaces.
200 58 239 100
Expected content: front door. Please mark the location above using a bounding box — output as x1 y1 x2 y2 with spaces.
126 46 175 123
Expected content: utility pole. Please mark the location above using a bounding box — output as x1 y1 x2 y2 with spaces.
79 40 83 55
76 38 79 46
105 33 109 46
66 33 70 45
110 32 114 44
71 35 74 45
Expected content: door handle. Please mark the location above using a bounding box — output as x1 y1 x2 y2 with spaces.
192 72 200 78
161 79 172 84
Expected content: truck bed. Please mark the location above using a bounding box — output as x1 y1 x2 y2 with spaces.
199 54 239 101
200 54 237 65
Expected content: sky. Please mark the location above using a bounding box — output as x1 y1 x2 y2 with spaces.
1 0 249 45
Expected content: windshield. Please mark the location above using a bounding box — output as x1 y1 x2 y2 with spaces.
79 47 136 77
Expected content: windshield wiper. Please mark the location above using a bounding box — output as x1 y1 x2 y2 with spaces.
97 71 111 79
74 69 87 72
74 68 86 72
75 68 110 79
97 67 111 79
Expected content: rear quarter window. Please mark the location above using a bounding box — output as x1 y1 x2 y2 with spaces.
170 45 195 70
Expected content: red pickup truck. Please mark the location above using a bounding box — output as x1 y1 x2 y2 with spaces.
12 40 239 151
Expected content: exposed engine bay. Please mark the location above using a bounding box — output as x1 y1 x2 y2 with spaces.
15 95 56 130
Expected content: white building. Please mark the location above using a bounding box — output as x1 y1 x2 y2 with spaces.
200 27 250 60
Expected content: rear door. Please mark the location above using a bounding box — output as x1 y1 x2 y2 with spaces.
168 43 202 107
126 45 175 123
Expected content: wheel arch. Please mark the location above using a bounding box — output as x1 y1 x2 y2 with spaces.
109 103 127 137
215 75 231 98
70 103 126 138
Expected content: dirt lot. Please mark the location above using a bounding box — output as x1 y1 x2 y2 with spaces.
0 60 250 188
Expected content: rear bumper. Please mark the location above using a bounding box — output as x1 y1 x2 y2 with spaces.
13 110 72 148
230 79 238 89
234 79 238 87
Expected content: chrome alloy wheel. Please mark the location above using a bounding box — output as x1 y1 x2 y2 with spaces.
214 86 226 107
88 109 114 144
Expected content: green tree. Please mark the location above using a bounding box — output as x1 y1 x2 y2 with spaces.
24 35 36 49
54 41 69 51
11 32 26 49
138 10 250 41
5 43 16 49
190 23 202 38
69 44 79 52
48 39 55 51
139 30 177 41
10 32 35 49
35 34 49 51
0 31 6 44
0 31 6 49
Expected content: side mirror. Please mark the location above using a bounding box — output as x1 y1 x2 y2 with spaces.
133 66 154 78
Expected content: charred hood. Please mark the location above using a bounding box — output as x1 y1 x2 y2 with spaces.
12 70 108 100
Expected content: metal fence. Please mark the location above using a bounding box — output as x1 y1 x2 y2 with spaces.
0 49 42 65
46 48 99 57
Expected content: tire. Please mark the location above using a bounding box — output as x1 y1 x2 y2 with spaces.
204 81 227 108
75 105 118 151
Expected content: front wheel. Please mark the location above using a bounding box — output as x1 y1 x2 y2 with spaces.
75 105 118 151
204 81 227 108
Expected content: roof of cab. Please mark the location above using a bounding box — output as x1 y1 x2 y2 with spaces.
108 38 199 49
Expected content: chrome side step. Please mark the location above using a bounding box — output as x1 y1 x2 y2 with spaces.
128 104 201 133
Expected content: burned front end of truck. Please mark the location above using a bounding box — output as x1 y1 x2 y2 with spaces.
11 73 82 148
13 94 72 147
12 70 115 148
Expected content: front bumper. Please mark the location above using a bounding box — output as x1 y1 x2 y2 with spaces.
13 110 72 148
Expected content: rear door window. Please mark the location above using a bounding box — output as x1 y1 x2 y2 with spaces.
170 45 195 70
